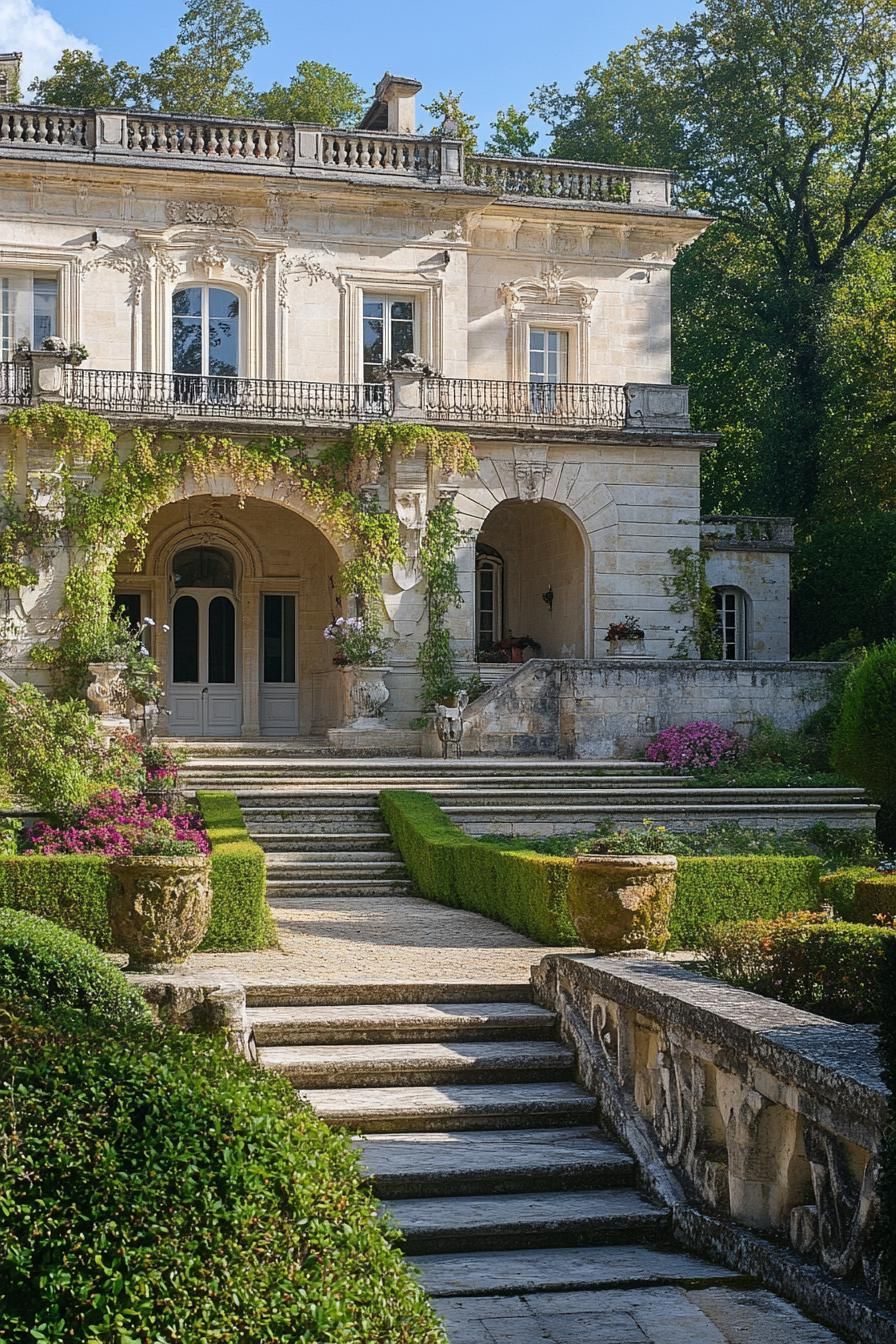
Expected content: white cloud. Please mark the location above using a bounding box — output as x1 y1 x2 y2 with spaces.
0 0 98 94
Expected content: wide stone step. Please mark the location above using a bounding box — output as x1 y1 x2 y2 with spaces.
300 1081 596 1131
249 831 393 849
242 807 385 832
249 1002 556 1046
414 1245 746 1298
186 773 688 790
267 879 416 897
263 855 407 873
262 1040 574 1088
245 980 534 1008
386 1187 669 1253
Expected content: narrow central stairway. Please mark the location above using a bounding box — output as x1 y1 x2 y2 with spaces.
249 981 842 1342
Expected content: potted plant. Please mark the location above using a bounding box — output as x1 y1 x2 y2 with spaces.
323 615 394 727
605 615 646 656
568 821 678 954
108 824 212 972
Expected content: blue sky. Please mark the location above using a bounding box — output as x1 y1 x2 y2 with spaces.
3 0 696 132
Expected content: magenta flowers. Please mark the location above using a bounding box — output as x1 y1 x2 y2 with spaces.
27 789 210 857
646 721 745 771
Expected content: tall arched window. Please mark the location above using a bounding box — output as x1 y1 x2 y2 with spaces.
476 544 504 652
172 286 240 378
714 586 751 660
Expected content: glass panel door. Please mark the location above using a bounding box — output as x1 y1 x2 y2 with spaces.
260 593 299 735
169 591 242 737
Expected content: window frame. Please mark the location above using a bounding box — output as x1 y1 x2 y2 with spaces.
714 586 750 661
361 293 418 383
475 548 504 652
171 283 242 380
0 270 60 359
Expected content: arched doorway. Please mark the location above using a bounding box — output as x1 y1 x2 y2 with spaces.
113 494 344 739
476 499 587 658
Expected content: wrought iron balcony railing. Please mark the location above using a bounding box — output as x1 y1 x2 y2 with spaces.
0 363 692 433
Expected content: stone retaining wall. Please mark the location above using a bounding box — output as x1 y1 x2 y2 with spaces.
533 953 892 1343
462 658 840 757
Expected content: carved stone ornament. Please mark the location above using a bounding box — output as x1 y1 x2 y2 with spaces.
499 264 597 313
514 458 552 503
166 201 237 227
391 487 428 590
277 252 339 305
191 243 264 289
86 239 180 305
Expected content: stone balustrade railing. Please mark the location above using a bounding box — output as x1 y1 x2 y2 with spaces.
701 514 796 551
534 954 890 1341
0 104 674 203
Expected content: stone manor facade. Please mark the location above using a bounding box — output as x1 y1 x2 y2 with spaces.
0 66 816 749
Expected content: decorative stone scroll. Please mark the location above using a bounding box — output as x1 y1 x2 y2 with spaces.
165 201 237 227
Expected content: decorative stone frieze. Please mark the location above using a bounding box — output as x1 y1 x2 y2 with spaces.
165 201 237 227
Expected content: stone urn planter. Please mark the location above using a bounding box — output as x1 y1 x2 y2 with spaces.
86 661 130 738
568 853 677 954
346 665 391 728
606 637 646 657
108 854 212 972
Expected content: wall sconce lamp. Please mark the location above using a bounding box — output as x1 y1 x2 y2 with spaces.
542 585 554 613
90 230 100 249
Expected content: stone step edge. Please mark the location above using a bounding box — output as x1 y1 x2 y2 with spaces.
244 981 535 1007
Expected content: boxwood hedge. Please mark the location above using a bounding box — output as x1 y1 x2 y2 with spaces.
380 791 823 949
0 853 112 945
0 1013 444 1342
196 791 275 950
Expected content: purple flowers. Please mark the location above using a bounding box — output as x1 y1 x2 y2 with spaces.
646 721 745 771
26 789 210 858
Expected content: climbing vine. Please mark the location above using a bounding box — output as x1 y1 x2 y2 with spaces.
664 546 721 659
5 406 476 695
416 499 469 710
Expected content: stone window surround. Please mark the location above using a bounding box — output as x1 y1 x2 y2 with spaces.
0 247 80 349
338 270 443 382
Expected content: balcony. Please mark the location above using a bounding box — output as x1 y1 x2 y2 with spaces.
0 104 673 206
0 361 695 435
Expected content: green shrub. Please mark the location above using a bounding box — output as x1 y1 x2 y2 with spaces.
853 872 896 924
819 866 877 918
879 938 896 1297
0 1014 445 1343
833 641 896 801
0 909 149 1028
671 855 823 948
197 791 275 951
0 854 112 944
382 792 822 949
380 790 578 944
699 913 894 1022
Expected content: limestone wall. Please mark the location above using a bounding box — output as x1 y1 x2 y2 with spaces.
462 658 839 757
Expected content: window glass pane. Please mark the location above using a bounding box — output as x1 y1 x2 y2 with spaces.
208 596 236 684
173 547 234 589
282 596 296 683
208 288 238 321
263 594 296 683
363 316 384 365
173 317 202 374
208 319 238 377
173 287 202 317
363 298 384 320
172 595 199 683
32 277 57 346
391 316 414 358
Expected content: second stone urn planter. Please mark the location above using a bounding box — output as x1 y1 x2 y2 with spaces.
346 665 391 728
568 853 677 954
108 854 212 972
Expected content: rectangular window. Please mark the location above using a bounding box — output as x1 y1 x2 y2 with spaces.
113 593 142 634
529 329 567 384
362 295 416 383
263 594 296 684
0 273 58 358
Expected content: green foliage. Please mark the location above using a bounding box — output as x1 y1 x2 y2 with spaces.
382 792 823 949
818 866 876 919
0 681 141 815
792 515 896 655
699 913 894 1022
664 546 720 658
422 90 479 152
28 49 143 106
485 105 538 156
534 0 896 525
852 872 896 925
196 791 275 950
417 499 467 710
833 642 896 801
256 60 365 126
0 909 149 1027
0 855 112 945
670 856 822 949
380 790 578 945
0 1013 446 1342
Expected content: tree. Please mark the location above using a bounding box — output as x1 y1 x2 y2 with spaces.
29 49 143 107
534 0 896 521
256 61 365 126
422 90 478 154
485 105 537 157
142 0 268 116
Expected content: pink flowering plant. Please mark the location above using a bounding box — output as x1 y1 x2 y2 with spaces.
25 789 210 858
646 721 746 771
323 615 392 666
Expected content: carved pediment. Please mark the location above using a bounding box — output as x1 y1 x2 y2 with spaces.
499 264 596 314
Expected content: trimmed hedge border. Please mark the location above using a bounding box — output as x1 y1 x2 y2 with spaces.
380 791 823 948
0 794 274 952
197 791 276 951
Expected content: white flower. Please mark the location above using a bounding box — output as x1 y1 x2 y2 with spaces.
139 644 149 655
142 617 155 628
162 624 170 632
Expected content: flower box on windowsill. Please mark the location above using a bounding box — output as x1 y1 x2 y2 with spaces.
606 637 646 657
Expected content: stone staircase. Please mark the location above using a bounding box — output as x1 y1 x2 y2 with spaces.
181 748 877 845
248 980 842 1342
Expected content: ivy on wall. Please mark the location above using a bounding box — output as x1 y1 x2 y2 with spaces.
5 405 477 697
664 545 721 659
417 498 469 710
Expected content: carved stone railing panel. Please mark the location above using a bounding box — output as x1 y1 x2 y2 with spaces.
533 954 887 1306
701 515 795 552
465 155 672 206
0 107 91 149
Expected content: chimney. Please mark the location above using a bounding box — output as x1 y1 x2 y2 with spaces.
0 53 22 103
360 73 422 136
